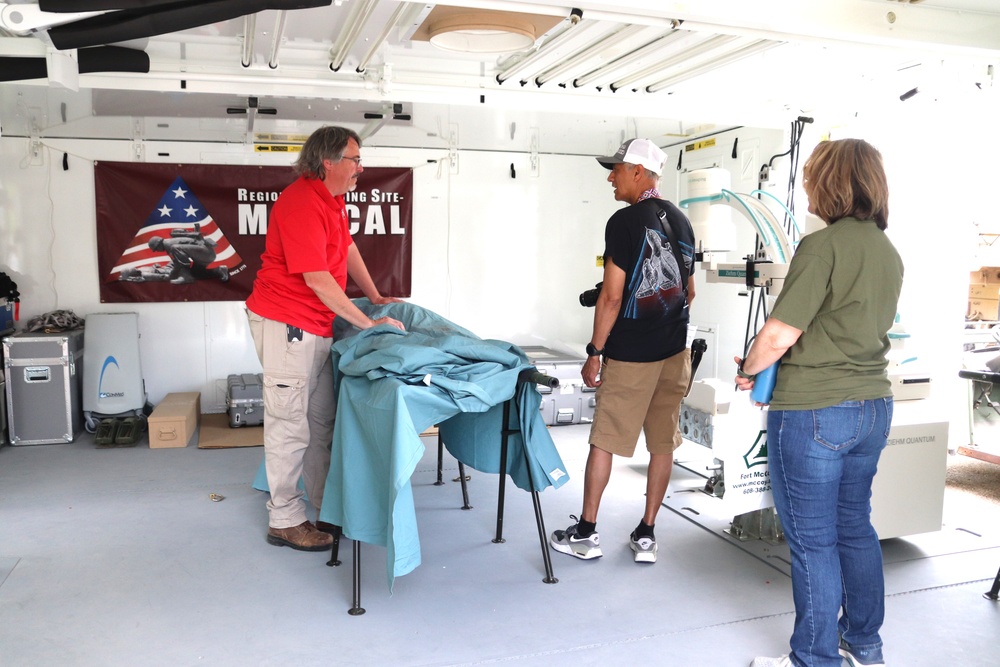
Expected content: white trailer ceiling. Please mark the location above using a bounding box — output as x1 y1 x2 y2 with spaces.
1 0 999 139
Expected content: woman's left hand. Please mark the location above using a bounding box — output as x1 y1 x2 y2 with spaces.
733 355 755 392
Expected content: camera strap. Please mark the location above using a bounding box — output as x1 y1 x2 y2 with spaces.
646 199 689 298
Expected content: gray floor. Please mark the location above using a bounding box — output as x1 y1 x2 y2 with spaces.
1 423 998 667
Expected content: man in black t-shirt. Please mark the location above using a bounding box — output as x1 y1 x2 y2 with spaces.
550 138 696 564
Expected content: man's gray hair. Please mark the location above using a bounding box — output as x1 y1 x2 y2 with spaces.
637 165 660 181
294 126 362 179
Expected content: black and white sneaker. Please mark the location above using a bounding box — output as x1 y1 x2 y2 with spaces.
549 516 602 560
629 532 657 563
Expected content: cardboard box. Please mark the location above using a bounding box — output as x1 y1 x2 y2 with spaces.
971 267 1000 284
197 413 262 449
148 392 200 448
968 298 1000 321
970 283 1000 300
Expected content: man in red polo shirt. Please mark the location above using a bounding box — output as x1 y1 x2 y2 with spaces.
246 126 405 552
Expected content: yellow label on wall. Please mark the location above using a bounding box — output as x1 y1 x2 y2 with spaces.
596 256 604 267
255 133 309 143
254 144 302 153
685 138 716 152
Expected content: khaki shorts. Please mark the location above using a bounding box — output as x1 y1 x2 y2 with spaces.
589 349 691 457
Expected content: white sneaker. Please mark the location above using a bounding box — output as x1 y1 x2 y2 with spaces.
629 532 657 563
749 656 793 667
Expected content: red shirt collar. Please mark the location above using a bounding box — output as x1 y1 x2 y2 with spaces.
303 176 345 212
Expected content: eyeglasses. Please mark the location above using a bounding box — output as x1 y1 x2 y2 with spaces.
340 155 362 166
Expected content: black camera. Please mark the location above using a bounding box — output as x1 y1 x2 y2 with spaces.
579 282 603 307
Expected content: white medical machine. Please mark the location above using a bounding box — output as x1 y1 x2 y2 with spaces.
676 168 945 541
82 312 148 433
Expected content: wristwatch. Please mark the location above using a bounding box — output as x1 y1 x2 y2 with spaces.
586 342 604 357
736 360 756 380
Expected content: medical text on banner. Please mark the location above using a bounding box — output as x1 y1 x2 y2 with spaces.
94 161 413 303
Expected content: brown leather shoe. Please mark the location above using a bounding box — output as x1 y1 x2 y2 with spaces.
266 521 333 551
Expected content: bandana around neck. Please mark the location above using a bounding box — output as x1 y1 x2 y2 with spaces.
637 187 660 203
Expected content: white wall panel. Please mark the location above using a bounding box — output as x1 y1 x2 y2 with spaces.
0 119 797 415
389 149 606 349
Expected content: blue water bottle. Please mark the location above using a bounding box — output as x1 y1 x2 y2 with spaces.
750 360 780 404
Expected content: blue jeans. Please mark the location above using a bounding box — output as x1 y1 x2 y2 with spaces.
767 398 893 667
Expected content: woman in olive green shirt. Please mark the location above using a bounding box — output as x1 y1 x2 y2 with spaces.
738 139 903 667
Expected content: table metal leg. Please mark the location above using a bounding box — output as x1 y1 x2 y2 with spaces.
493 466 507 543
328 374 564 616
326 524 342 567
434 432 445 486
348 540 366 615
519 435 557 584
529 488 558 584
493 394 558 583
986 565 1000 601
493 400 512 543
457 461 472 509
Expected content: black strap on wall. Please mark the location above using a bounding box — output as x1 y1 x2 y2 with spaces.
0 57 47 82
41 1 186 10
48 0 332 50
79 45 150 73
0 46 149 83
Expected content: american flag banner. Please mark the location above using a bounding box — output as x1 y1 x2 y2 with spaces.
108 176 245 281
94 161 412 304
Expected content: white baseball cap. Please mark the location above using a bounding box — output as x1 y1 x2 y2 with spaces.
596 138 666 176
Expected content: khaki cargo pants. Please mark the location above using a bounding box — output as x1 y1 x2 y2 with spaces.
247 310 335 529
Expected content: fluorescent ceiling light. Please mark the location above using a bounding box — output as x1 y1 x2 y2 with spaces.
241 13 256 68
329 0 379 72
267 11 287 69
610 34 740 92
573 30 690 88
645 40 780 93
534 24 648 87
357 2 425 72
496 13 586 84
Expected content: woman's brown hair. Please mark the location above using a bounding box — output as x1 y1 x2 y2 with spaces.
803 139 889 230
